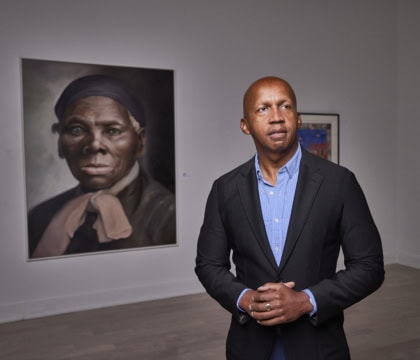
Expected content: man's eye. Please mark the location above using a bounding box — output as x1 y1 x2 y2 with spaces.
281 104 292 110
257 106 267 113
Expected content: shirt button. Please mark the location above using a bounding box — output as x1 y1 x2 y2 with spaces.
269 191 274 196
274 218 279 223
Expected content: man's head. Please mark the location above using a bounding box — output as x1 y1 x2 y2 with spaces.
240 76 301 164
53 75 145 191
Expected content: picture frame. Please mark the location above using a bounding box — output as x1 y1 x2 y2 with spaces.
298 113 339 164
22 58 177 260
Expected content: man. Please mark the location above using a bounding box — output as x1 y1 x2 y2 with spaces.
28 74 175 258
195 76 384 359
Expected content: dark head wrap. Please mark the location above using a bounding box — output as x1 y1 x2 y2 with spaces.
54 74 146 127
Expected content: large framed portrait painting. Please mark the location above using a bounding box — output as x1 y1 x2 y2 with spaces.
22 59 176 260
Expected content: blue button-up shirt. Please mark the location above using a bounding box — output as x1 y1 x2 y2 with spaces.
255 146 301 266
255 146 316 314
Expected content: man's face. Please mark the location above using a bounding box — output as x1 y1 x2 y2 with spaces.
240 78 301 162
58 96 142 191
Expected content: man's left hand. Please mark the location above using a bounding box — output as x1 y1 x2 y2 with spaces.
249 282 313 326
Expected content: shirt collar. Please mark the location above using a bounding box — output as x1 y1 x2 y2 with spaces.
255 144 302 180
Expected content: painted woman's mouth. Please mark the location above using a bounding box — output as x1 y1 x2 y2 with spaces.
80 163 112 175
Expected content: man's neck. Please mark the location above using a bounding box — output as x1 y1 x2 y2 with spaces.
257 145 299 185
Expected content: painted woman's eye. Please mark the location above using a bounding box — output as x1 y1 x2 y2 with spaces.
64 125 86 136
106 127 123 136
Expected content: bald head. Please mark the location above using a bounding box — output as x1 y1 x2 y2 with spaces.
242 76 297 118
239 76 301 166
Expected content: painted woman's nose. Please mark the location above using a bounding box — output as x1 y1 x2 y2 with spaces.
82 132 106 155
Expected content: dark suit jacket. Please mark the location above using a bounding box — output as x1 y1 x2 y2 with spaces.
195 149 384 359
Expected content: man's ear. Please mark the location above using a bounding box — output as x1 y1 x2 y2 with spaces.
240 118 250 135
297 113 302 128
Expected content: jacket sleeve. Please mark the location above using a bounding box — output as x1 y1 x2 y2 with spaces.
309 170 385 325
195 181 249 324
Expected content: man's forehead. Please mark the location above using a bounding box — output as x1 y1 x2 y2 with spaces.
247 80 294 104
254 78 291 93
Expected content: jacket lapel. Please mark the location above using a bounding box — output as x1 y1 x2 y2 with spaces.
278 153 324 272
237 160 279 272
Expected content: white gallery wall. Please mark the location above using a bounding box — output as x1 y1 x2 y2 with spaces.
0 0 415 323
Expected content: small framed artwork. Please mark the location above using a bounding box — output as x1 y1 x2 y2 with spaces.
298 113 339 164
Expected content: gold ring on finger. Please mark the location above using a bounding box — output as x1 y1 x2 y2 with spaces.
266 303 271 312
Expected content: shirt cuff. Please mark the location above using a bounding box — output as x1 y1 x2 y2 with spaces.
302 289 317 317
236 288 251 312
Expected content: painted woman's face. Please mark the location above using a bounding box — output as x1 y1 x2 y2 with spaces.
58 96 141 191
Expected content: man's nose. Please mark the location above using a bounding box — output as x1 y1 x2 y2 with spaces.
271 107 285 122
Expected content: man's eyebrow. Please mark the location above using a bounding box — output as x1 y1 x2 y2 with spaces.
256 101 271 107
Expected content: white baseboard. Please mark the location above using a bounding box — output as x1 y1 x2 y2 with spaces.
384 252 397 265
396 251 420 269
0 277 204 324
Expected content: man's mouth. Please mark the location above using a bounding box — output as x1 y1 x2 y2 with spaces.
268 128 287 140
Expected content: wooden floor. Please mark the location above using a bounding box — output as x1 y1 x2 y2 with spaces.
0 264 419 359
